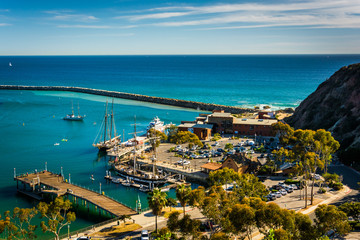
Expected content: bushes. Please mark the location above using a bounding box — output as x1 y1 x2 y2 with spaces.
284 179 300 185
330 182 343 191
211 133 221 141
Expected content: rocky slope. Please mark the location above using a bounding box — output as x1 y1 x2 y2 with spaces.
286 63 360 161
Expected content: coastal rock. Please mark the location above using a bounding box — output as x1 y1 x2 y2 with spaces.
286 63 360 161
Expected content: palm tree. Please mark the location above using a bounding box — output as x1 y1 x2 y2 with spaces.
176 184 191 216
148 188 168 232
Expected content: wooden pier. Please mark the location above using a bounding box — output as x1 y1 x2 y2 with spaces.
15 171 136 217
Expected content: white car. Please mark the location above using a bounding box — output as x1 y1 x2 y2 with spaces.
274 192 282 198
177 159 183 164
290 184 298 190
183 160 190 165
280 189 287 195
314 174 321 180
141 230 150 240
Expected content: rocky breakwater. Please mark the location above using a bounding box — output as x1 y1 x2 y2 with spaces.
0 85 256 114
286 63 360 165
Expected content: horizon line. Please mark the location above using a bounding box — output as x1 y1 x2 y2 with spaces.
1 53 360 57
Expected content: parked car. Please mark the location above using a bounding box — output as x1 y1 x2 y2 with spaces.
279 189 288 195
217 148 225 152
77 237 91 240
212 142 219 146
177 159 183 164
284 187 293 193
274 192 282 198
213 152 222 157
183 160 190 165
141 230 150 240
266 194 276 201
290 184 298 190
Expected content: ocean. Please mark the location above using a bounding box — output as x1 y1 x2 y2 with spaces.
1 55 360 238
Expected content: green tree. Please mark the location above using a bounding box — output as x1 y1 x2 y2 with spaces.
167 211 180 232
315 204 351 237
148 188 168 232
208 168 237 188
189 186 206 207
234 173 268 200
170 131 203 148
229 204 256 240
37 197 76 240
179 214 201 238
0 207 38 240
224 143 233 151
339 201 360 222
176 184 191 217
148 128 168 148
166 197 177 212
152 227 176 240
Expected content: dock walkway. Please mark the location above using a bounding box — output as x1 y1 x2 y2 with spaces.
15 171 136 217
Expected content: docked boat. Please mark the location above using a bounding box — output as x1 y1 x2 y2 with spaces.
93 100 121 151
147 116 165 132
111 177 123 184
63 101 85 121
122 180 131 187
139 185 150 192
114 116 167 187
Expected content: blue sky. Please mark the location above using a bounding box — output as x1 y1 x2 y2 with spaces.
1 0 360 55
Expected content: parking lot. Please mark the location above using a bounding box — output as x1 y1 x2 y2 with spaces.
154 137 269 172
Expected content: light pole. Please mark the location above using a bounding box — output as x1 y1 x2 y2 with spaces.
67 224 70 239
99 182 102 194
69 173 71 184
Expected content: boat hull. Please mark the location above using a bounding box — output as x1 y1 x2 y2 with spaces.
115 170 166 187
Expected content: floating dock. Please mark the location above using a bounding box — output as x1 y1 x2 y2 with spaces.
15 171 136 217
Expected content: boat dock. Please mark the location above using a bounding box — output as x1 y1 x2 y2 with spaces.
15 171 136 217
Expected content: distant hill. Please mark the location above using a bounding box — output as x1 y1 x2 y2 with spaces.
286 63 360 165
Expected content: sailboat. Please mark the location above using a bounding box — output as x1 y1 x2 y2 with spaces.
114 116 166 187
63 101 85 121
93 99 121 151
9 62 12 67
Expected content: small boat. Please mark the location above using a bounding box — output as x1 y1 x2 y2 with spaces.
139 185 150 192
160 187 170 192
122 180 131 187
9 62 12 67
131 182 141 188
54 143 60 146
63 101 85 121
61 139 68 142
111 177 123 184
90 175 95 181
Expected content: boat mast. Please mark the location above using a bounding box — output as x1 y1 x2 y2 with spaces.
77 102 80 116
103 100 108 144
71 100 74 115
133 116 137 174
110 99 114 141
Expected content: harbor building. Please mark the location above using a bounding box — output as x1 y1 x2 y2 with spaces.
178 110 278 139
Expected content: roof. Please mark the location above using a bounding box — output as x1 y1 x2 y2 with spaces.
233 118 278 126
209 112 233 118
178 123 213 129
200 162 222 171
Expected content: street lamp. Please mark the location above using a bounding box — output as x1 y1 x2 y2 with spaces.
67 224 70 239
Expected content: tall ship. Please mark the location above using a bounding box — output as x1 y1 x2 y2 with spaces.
93 100 121 151
114 117 167 187
63 101 85 121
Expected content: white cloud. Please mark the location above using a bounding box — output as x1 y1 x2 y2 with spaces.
125 0 360 29
45 10 98 22
57 24 111 29
0 23 11 26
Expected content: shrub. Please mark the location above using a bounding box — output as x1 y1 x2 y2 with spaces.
319 188 326 194
330 182 343 191
284 179 300 184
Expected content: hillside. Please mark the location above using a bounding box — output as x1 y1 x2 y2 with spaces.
286 63 360 164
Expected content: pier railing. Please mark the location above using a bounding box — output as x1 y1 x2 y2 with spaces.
15 169 137 211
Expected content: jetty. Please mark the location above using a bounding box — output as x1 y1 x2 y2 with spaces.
15 171 136 217
0 85 256 114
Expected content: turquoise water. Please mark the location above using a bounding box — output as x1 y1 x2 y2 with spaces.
0 90 202 239
2 55 360 239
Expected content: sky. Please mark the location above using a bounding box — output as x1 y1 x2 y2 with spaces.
1 0 360 55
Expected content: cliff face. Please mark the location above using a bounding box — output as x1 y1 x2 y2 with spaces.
286 63 360 152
